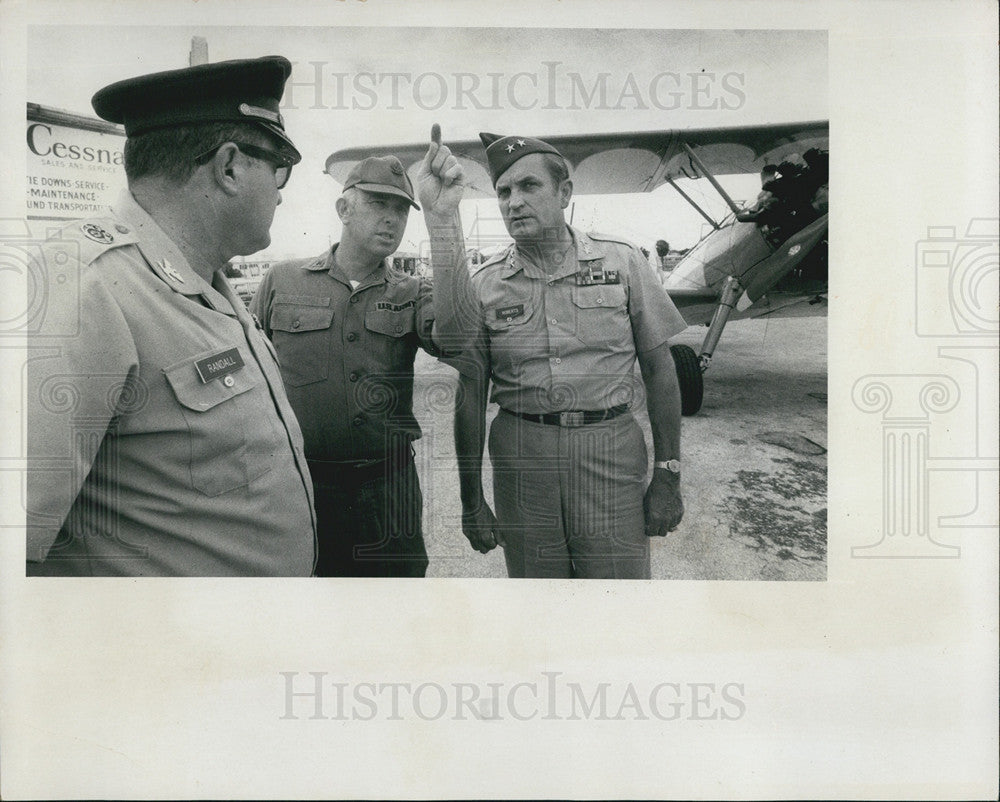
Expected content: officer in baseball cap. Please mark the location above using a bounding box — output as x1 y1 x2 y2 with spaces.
27 57 317 576
252 128 477 578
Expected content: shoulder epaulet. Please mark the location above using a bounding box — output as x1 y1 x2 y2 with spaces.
471 245 513 277
268 254 323 273
46 218 139 267
587 230 639 250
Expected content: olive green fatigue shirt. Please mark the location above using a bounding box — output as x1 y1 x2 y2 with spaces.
26 191 316 576
251 248 442 462
450 227 688 412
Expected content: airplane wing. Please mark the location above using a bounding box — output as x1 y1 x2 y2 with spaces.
325 120 829 198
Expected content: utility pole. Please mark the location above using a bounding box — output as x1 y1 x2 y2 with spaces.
189 37 208 66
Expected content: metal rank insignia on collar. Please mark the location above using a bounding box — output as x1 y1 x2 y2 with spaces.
159 259 185 284
575 264 620 285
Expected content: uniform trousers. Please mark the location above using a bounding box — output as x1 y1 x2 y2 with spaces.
309 445 428 578
489 409 651 579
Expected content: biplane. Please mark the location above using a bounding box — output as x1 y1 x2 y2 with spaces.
326 121 829 414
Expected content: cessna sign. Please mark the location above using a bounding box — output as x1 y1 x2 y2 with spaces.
26 103 126 220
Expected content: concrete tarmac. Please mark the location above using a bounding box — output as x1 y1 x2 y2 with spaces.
411 316 827 580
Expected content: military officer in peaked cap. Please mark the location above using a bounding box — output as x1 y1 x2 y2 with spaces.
449 132 688 578
252 126 477 577
26 56 317 575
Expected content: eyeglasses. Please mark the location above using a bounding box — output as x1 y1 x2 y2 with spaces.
194 141 294 189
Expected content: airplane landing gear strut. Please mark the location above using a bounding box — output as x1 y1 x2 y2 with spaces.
699 275 743 371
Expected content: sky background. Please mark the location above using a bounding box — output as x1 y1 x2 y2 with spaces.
27 26 827 260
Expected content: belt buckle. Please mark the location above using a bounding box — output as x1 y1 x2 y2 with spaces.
560 410 586 427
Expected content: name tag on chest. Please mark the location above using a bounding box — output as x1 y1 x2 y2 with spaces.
376 300 415 312
195 347 245 383
496 303 524 321
576 267 620 285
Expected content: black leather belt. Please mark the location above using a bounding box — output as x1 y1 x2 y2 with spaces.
506 404 629 427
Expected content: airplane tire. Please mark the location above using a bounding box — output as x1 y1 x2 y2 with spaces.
670 344 704 416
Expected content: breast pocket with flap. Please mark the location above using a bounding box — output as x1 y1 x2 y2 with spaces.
164 347 272 496
570 284 629 346
269 294 333 386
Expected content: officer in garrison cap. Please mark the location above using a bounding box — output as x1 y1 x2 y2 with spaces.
447 133 688 578
25 56 317 576
252 126 477 577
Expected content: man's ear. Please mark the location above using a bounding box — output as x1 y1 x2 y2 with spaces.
210 142 243 197
559 178 573 209
335 195 350 223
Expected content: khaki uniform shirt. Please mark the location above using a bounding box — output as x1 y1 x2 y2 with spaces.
26 191 316 576
251 247 440 462
452 227 687 413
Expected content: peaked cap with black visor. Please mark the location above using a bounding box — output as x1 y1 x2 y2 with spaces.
91 55 302 165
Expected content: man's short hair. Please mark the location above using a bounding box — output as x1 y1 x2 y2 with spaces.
339 186 359 210
541 153 570 186
123 122 274 183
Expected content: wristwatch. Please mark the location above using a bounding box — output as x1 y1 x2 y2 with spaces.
654 459 681 473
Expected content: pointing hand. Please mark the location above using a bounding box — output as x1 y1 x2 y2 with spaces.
417 123 465 216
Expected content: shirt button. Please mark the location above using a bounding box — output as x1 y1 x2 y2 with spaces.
223 375 235 387
596 297 604 304
350 296 359 304
349 372 359 382
347 332 358 342
352 415 365 427
395 325 403 333
292 319 301 329
115 224 129 234
549 318 557 325
552 357 561 364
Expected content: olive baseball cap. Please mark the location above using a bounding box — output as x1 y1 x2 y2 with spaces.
340 155 419 210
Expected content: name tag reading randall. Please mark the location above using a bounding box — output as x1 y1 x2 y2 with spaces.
194 347 245 383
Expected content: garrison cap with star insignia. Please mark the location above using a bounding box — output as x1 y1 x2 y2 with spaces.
91 55 302 164
338 155 419 210
479 132 566 186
